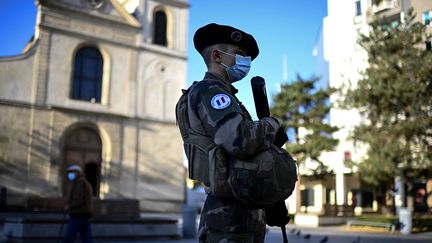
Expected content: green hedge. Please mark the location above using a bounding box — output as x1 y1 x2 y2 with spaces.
355 214 432 232
356 215 397 224
412 216 432 232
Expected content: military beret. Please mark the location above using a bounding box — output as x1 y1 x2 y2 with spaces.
193 23 259 60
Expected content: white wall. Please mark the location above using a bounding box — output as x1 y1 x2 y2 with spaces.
317 0 372 205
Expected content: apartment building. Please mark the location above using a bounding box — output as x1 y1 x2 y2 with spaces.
293 0 432 226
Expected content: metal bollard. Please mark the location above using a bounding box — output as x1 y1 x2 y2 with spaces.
182 205 197 238
399 207 413 235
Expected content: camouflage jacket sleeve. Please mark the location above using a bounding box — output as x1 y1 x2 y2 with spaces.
189 80 279 159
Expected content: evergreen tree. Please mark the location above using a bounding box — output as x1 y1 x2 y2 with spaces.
343 10 432 189
271 75 339 175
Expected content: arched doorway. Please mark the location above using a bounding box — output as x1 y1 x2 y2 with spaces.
63 126 102 197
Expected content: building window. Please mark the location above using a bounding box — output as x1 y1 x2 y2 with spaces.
344 151 352 161
390 19 399 29
71 47 103 103
426 41 432 51
423 10 431 25
301 188 315 206
355 0 362 16
153 10 167 46
361 190 374 208
325 188 336 205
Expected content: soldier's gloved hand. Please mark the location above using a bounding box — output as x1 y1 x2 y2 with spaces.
263 116 280 130
265 117 287 147
274 127 288 147
267 116 280 126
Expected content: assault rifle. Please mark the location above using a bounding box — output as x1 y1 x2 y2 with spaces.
251 76 290 243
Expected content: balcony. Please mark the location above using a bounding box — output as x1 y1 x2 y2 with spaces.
366 0 402 23
371 0 399 14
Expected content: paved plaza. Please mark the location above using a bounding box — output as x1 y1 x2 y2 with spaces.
2 223 432 243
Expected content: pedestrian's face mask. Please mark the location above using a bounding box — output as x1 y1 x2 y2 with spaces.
67 172 77 181
218 50 251 83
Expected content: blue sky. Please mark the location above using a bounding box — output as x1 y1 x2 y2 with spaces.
0 0 327 119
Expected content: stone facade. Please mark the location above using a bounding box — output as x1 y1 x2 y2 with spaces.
0 0 188 212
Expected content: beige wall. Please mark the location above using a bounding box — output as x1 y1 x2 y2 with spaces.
0 48 36 103
0 103 184 212
411 0 432 27
46 32 140 117
137 52 185 121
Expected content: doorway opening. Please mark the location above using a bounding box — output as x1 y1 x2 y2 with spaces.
63 126 102 197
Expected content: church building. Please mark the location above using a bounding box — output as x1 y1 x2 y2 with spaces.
0 0 189 213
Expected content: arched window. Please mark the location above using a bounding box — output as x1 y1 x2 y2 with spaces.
153 10 167 46
71 46 103 103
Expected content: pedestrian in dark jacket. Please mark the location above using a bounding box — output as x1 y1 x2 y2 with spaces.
63 164 93 243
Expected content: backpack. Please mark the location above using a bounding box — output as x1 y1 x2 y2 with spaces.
229 145 297 208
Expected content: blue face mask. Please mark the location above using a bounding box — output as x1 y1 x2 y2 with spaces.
219 50 251 82
67 172 77 181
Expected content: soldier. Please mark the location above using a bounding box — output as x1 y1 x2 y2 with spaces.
176 23 283 243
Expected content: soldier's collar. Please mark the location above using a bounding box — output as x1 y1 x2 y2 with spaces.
203 72 238 94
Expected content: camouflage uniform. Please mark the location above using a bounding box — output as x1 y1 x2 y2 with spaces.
186 72 280 243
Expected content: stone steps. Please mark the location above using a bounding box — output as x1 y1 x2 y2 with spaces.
1 213 180 240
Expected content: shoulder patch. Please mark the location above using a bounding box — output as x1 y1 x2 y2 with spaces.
211 94 231 109
192 81 242 126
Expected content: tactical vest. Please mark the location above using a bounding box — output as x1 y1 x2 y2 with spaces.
175 84 298 207
175 84 232 198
